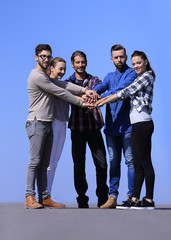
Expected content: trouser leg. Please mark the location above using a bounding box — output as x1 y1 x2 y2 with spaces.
47 120 66 195
37 125 53 199
71 131 88 204
25 120 52 198
87 130 108 205
131 121 155 199
106 135 122 198
122 132 134 196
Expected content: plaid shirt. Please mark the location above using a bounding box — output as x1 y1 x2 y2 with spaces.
66 72 104 131
116 71 154 114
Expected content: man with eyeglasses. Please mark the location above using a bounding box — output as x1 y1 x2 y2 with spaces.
25 44 98 209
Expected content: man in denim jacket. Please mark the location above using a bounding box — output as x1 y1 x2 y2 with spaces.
94 44 137 208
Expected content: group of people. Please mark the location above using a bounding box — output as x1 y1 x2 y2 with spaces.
25 43 155 210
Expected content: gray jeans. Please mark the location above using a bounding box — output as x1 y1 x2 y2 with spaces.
25 118 53 199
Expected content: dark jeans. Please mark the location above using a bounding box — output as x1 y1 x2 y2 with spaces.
25 118 53 199
71 130 108 206
131 120 155 199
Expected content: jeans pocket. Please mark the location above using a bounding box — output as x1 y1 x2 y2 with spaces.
25 121 32 129
25 121 35 139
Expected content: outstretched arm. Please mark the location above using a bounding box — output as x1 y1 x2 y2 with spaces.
96 94 118 107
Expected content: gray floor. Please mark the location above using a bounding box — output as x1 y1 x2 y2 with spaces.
1 203 171 240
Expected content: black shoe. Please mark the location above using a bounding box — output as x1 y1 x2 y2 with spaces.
78 203 89 208
131 197 155 210
130 200 142 209
116 196 133 209
141 197 155 210
77 196 89 208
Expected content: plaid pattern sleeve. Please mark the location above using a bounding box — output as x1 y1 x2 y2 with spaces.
116 71 154 113
67 73 104 131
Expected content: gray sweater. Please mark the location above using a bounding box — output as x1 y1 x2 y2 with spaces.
27 69 86 121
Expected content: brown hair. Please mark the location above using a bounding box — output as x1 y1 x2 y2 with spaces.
71 50 87 63
47 57 66 76
131 51 156 79
35 44 52 55
111 44 126 55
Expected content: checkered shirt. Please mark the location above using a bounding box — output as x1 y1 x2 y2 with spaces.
66 73 104 131
116 71 154 114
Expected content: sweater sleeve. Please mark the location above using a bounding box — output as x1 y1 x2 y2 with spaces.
35 73 83 106
51 78 86 95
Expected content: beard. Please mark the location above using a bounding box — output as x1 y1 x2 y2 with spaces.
37 59 49 70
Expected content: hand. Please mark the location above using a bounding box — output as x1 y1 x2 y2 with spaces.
96 94 118 107
81 94 89 102
95 97 109 107
85 89 100 102
81 102 96 108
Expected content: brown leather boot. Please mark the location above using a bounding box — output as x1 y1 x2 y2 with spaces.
100 196 117 209
39 196 66 208
24 195 44 209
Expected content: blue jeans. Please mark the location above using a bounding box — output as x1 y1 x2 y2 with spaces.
25 118 53 199
106 132 134 198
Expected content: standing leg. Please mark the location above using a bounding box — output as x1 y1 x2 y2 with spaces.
122 132 134 197
47 119 66 195
25 119 52 199
131 121 155 200
37 123 53 200
87 130 108 207
71 130 89 207
106 135 122 198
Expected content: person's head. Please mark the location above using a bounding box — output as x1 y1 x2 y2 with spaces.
110 44 127 71
34 44 52 71
71 51 87 74
131 51 155 79
47 57 66 80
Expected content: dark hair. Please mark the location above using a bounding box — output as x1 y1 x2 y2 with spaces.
47 57 66 76
111 44 126 55
35 44 52 56
71 50 87 63
131 51 156 79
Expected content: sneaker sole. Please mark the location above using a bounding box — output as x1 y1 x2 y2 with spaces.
116 206 131 210
131 206 155 210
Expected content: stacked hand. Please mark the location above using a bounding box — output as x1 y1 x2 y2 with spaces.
80 91 118 109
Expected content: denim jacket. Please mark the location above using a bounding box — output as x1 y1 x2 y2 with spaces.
93 65 137 136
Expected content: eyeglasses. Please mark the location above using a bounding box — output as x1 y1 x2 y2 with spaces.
37 55 53 61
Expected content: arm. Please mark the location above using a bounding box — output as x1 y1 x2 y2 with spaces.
35 74 83 106
96 72 154 107
101 70 137 98
53 78 100 101
51 78 86 95
96 94 118 107
117 72 154 100
93 74 110 94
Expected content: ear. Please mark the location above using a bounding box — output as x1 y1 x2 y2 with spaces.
111 57 114 63
126 55 128 61
50 66 54 72
71 61 74 68
145 59 148 65
35 55 38 61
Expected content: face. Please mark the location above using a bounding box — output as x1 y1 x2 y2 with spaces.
111 49 127 71
50 62 66 79
35 50 52 70
131 56 148 76
71 56 87 74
